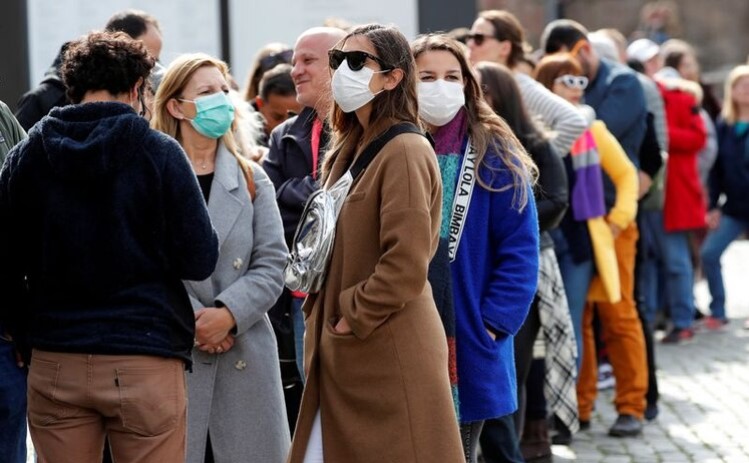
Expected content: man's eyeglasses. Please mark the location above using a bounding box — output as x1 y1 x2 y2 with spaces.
555 74 589 90
467 33 497 46
328 49 391 72
259 49 293 72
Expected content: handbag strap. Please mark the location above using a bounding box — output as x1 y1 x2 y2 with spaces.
349 122 424 180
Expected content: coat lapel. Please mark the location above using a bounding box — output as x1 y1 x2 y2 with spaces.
184 144 244 301
208 143 245 250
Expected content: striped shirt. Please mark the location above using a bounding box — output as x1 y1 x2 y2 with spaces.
515 72 587 157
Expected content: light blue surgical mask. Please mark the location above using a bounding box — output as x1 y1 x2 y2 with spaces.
180 91 235 138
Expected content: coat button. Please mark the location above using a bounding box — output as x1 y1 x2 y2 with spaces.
235 360 247 370
233 258 243 269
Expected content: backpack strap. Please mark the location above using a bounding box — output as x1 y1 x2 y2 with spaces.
349 122 424 180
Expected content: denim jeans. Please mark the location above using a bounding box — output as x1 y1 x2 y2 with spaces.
663 231 695 329
700 214 749 320
554 244 594 371
637 210 667 326
291 297 306 380
0 337 26 463
477 414 523 463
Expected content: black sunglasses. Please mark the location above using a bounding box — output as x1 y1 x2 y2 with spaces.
467 33 498 47
259 49 293 72
328 49 391 72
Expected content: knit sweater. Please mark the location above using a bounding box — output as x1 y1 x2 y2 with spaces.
434 112 539 422
0 102 219 365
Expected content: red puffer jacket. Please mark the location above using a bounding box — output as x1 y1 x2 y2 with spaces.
659 80 707 232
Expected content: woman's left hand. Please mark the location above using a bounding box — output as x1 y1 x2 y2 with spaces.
197 334 235 355
195 307 237 346
334 316 353 335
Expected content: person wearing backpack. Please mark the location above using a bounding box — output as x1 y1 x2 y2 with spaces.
412 34 540 463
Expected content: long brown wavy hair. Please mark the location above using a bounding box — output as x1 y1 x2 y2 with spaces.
321 24 420 182
412 34 537 210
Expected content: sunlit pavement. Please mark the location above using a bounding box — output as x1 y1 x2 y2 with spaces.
554 240 749 462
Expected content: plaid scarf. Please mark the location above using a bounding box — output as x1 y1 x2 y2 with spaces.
537 248 579 433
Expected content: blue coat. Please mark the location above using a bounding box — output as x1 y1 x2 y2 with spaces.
449 141 539 422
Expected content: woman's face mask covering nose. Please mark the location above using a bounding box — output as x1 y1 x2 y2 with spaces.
417 79 465 127
181 91 235 139
331 59 388 113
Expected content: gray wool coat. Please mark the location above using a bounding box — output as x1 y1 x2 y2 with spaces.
184 144 290 463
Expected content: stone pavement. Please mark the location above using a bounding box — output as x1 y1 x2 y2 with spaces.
553 240 749 463
26 242 749 462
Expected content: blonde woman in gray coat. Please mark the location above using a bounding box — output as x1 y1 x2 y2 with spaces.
153 53 290 463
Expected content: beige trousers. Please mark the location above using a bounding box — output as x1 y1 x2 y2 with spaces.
27 350 187 463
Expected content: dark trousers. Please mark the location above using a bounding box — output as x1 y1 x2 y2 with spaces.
0 338 26 463
478 414 524 463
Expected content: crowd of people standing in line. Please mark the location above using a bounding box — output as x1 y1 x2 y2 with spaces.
1 6 748 463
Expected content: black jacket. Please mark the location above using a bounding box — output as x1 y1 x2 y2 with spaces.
0 102 218 365
15 45 70 131
710 120 749 221
527 137 568 250
263 107 326 247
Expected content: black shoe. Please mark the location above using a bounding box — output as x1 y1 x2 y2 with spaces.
579 419 591 431
645 403 659 421
608 414 643 437
551 415 572 445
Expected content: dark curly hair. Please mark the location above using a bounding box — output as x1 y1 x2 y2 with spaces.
61 31 155 104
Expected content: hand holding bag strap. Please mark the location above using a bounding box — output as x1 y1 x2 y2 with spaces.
349 122 424 180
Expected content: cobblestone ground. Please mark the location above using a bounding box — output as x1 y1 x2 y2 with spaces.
26 242 749 463
554 240 749 463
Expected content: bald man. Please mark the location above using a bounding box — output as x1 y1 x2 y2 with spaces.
262 26 346 434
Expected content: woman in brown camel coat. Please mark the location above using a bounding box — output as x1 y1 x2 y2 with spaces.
287 24 464 463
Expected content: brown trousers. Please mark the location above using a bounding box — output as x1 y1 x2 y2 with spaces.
27 350 186 463
577 223 648 421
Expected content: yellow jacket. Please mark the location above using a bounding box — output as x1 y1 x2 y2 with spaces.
587 120 638 303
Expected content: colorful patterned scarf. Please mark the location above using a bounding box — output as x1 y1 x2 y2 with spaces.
569 130 606 221
428 109 469 421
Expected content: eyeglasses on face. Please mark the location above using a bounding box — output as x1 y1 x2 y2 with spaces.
555 74 589 90
467 33 497 47
259 49 293 72
328 49 391 72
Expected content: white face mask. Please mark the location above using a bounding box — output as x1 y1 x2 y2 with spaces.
417 79 466 127
331 59 386 113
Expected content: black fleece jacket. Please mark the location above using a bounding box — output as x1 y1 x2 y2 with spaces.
0 102 218 366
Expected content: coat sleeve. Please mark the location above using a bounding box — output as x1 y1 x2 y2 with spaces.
707 123 726 211
481 177 539 337
638 113 664 179
0 101 26 165
0 146 29 337
215 166 288 335
338 137 441 340
160 138 219 281
594 74 646 160
517 74 587 156
263 125 319 244
532 140 568 232
667 92 707 154
593 122 639 229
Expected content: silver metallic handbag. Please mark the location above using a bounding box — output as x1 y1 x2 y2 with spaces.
283 123 423 293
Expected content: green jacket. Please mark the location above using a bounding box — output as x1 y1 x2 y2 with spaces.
0 100 26 164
